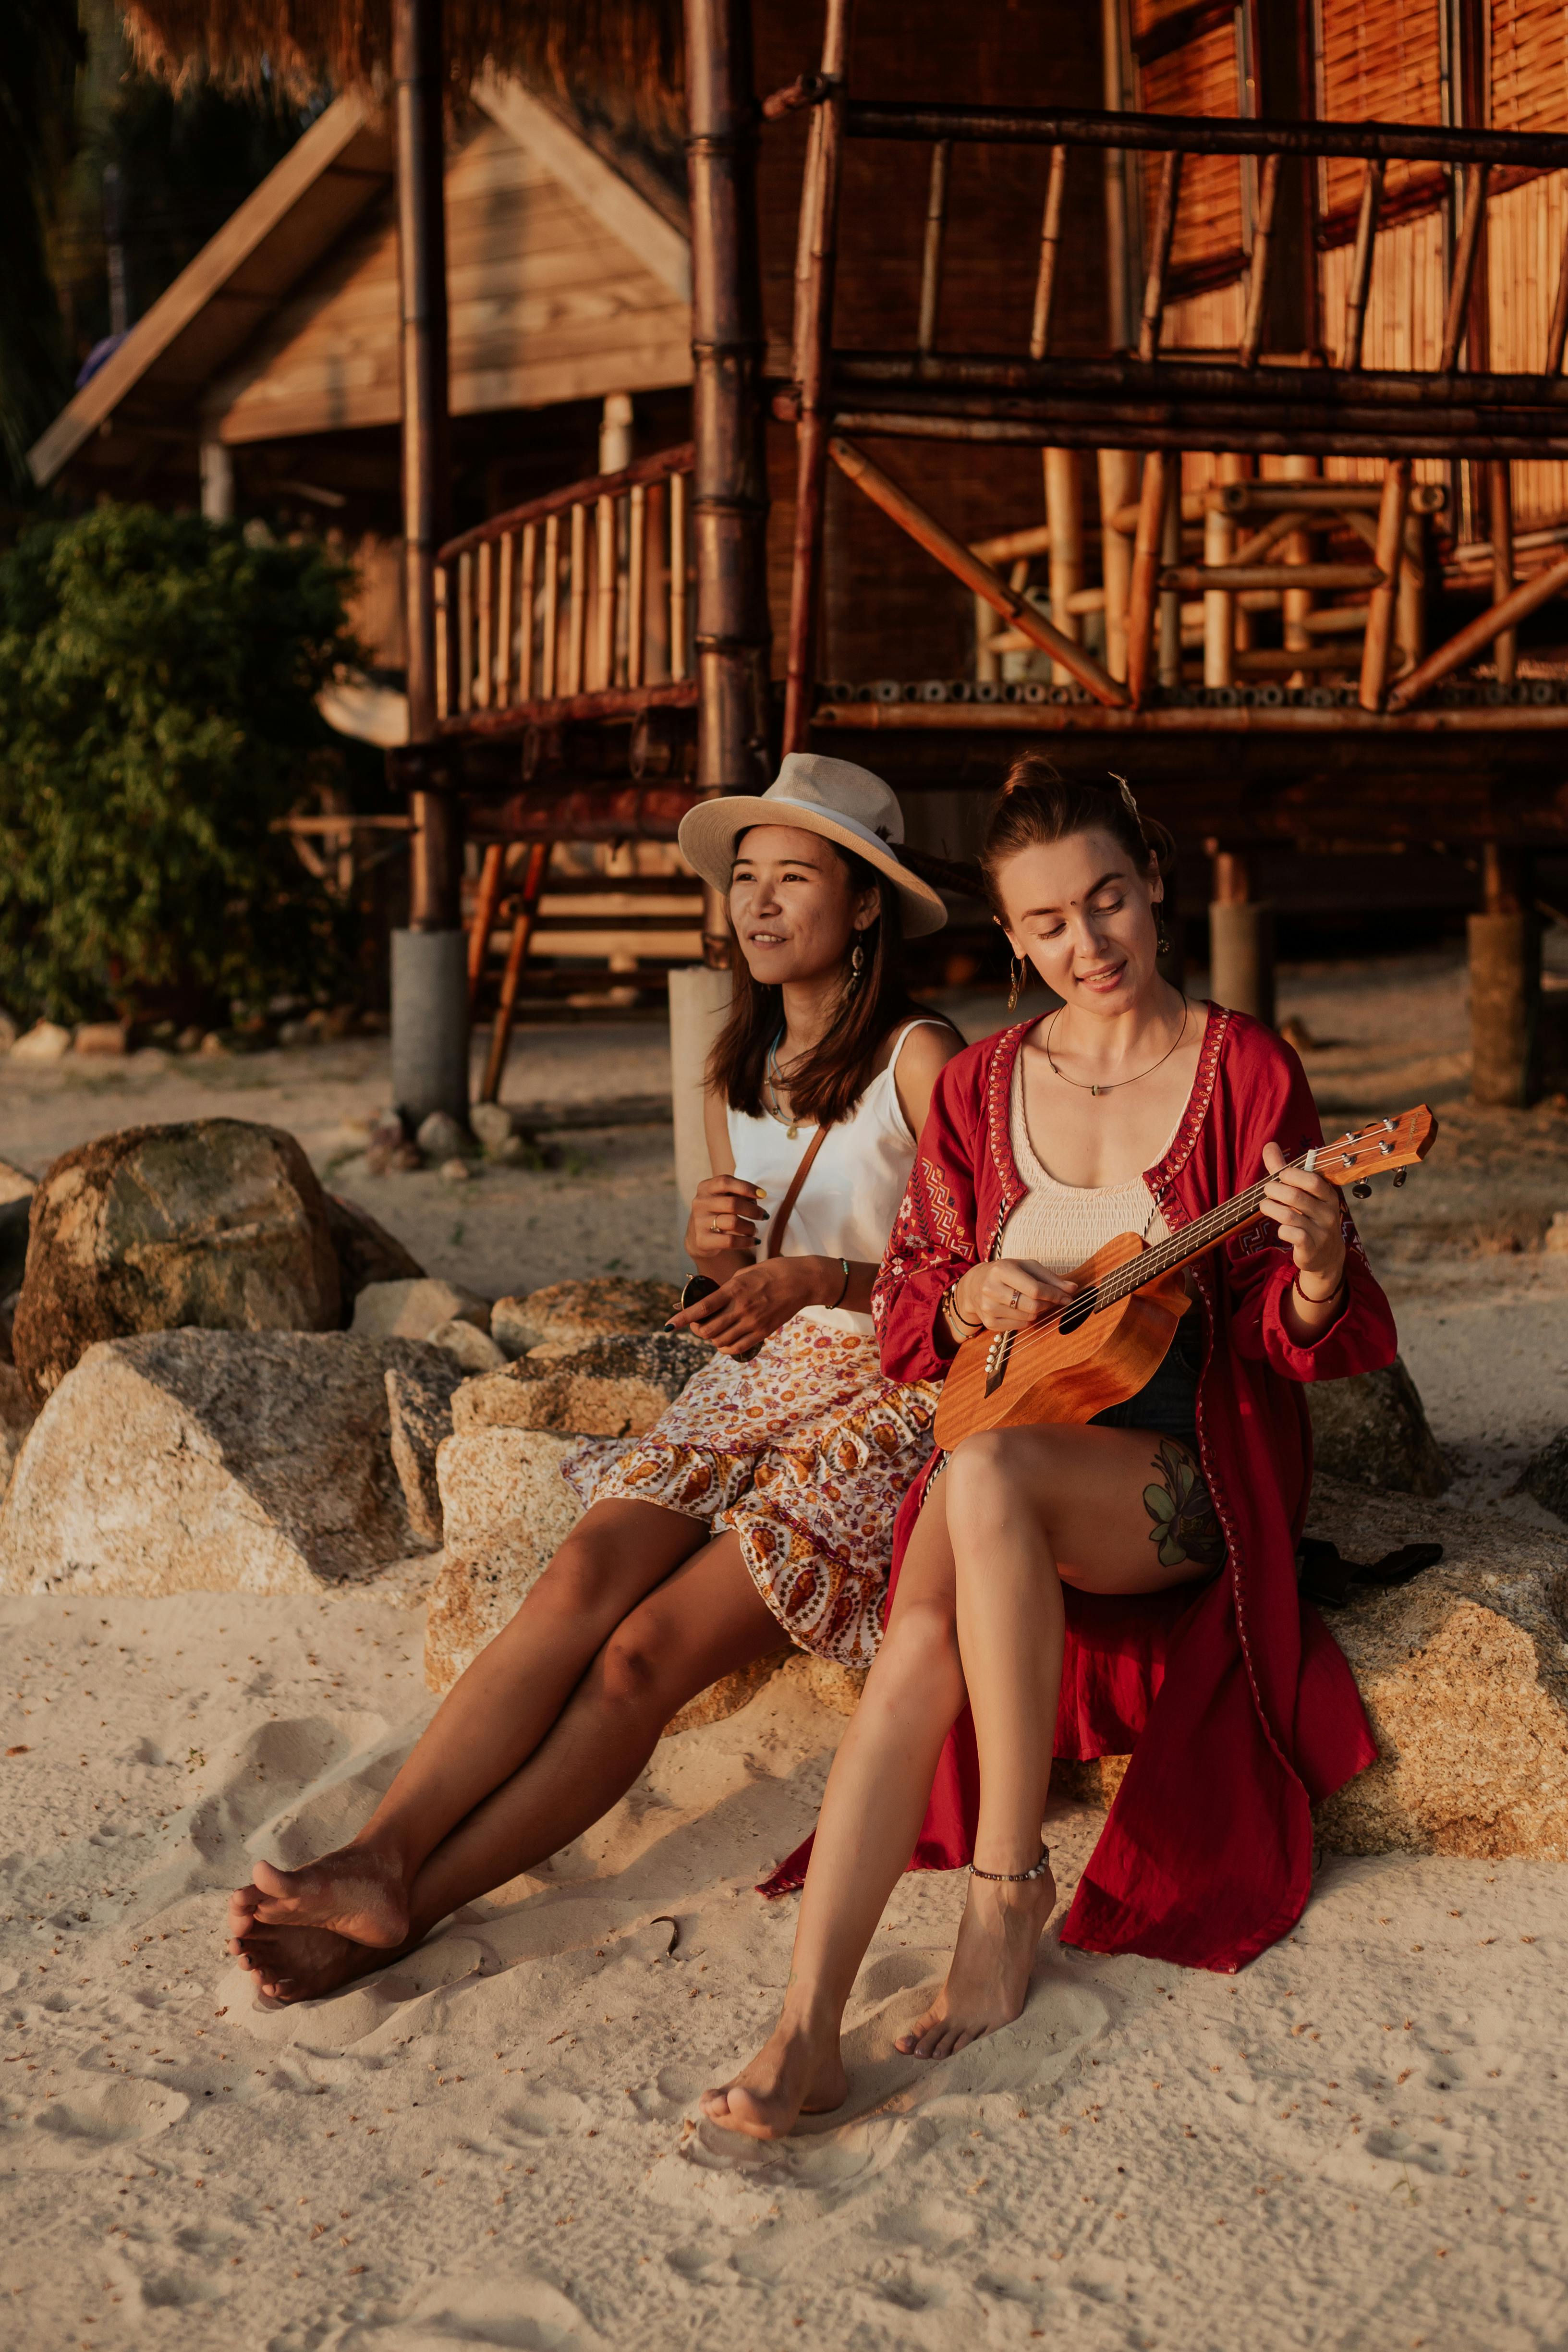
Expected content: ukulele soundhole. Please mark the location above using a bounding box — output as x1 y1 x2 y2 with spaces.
1058 1297 1094 1335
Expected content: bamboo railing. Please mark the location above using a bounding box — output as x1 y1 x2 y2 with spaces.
435 445 696 728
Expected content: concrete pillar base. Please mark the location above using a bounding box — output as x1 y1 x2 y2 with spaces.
391 928 470 1128
1469 910 1539 1108
1208 901 1276 1028
669 963 734 1238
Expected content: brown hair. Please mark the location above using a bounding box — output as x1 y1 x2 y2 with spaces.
707 839 946 1129
979 753 1173 918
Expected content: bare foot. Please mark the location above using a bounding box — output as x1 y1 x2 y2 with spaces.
699 2018 849 2141
227 1910 404 2004
239 1845 411 1950
894 1861 1058 2061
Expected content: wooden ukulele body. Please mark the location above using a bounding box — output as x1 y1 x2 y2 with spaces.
932 1232 1194 1450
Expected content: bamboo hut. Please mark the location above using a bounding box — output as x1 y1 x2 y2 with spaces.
61 0 1568 1110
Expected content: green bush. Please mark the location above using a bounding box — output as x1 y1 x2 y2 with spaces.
0 501 365 1024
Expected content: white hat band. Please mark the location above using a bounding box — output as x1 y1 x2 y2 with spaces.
750 795 903 862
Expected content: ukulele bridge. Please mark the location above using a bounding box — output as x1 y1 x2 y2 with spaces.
984 1329 1015 1397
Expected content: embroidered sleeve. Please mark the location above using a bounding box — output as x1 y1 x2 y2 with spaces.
872 1060 982 1386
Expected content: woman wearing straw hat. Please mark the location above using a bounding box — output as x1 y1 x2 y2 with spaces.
226 756 965 2001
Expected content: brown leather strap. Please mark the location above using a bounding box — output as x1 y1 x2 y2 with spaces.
765 1122 832 1259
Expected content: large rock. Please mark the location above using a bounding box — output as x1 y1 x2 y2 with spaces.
386 1357 473 1547
11 1120 341 1409
1304 1355 1449 1497
352 1278 491 1342
1516 1431 1568 1522
0 1329 461 1596
1051 1483 1568 1860
425 1425 793 1731
324 1193 423 1305
451 1332 711 1439
0 1364 35 1499
491 1277 681 1361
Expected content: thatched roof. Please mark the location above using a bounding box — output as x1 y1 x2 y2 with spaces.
120 0 685 149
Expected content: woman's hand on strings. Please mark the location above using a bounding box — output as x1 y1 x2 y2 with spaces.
950 1257 1079 1335
1261 1141 1347 1299
667 1257 847 1357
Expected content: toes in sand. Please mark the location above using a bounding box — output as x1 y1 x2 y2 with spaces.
248 1847 411 1949
895 1863 1058 2061
231 1918 394 2004
700 2023 849 2141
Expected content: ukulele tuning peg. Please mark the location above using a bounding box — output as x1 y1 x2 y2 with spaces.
1350 1179 1373 1200
1392 1168 1408 1188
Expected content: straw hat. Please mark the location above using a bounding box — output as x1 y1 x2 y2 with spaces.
677 754 948 937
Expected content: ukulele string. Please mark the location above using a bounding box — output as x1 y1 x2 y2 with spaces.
999 1135 1352 1341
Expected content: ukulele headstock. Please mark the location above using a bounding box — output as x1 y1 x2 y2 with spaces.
1308 1104 1437 1197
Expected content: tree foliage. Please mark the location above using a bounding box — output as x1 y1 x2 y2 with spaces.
0 502 363 1024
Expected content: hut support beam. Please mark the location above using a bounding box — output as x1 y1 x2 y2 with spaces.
1206 845 1274 1029
1470 844 1538 1109
390 0 467 1127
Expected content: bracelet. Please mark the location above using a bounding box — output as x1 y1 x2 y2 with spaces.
829 1256 851 1309
941 1280 982 1337
1295 1267 1347 1309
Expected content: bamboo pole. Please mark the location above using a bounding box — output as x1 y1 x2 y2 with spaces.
480 843 549 1103
829 437 1128 703
1203 500 1234 687
566 502 587 695
974 521 1053 563
457 549 473 712
1341 158 1383 370
1548 199 1568 378
475 538 493 708
1098 449 1138 680
917 139 951 353
541 512 559 697
1029 145 1069 359
627 483 646 686
669 469 688 681
1214 480 1446 514
1044 446 1083 687
1398 507 1427 669
1360 458 1413 709
1157 453 1182 687
1490 459 1517 685
1238 152 1281 367
783 0 855 751
467 843 507 1005
495 531 513 707
518 522 537 700
433 565 448 718
1280 453 1318 674
1440 164 1490 373
1126 448 1166 707
1164 561 1381 590
1138 151 1182 363
594 493 616 689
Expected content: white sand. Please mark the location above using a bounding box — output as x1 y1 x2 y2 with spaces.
3 1589 1567 2351
3 951 1568 2346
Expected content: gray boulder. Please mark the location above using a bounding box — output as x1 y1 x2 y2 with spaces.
0 1329 460 1596
452 1331 711 1438
1305 1355 1450 1497
386 1356 472 1547
11 1120 341 1408
490 1276 681 1361
351 1277 491 1342
1517 1432 1568 1522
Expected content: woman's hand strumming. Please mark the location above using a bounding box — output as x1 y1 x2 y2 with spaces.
948 1257 1080 1334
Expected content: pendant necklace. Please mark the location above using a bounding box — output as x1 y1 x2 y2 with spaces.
764 1036 800 1139
1045 1000 1189 1097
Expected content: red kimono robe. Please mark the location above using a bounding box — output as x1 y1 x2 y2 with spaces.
762 1004 1396 1975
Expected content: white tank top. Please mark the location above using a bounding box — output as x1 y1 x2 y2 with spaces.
999 1049 1174 1274
725 1020 945 1337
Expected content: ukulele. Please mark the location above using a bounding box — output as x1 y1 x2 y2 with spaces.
932 1105 1437 1450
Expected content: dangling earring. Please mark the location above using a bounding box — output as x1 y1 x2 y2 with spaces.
1157 920 1171 955
1007 954 1028 1014
846 938 865 994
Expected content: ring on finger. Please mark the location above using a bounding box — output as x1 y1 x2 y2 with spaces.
1010 1287 1021 1310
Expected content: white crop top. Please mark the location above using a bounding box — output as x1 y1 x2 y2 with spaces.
724 1020 945 1336
999 1050 1174 1274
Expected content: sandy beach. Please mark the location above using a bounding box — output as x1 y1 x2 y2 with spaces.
3 948 1568 2349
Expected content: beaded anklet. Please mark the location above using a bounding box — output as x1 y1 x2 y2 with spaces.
968 1846 1052 1884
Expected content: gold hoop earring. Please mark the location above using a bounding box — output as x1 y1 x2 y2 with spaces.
1007 954 1028 1014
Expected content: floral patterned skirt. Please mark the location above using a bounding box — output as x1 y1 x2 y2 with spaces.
561 1317 939 1669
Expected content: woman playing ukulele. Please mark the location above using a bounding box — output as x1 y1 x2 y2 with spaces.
703 758 1398 2140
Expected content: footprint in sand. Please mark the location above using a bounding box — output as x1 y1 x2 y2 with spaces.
327 2272 605 2350
3 2074 188 2171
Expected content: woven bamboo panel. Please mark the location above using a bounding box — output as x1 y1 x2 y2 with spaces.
1316 0 1443 217
1318 207 1446 496
1140 22 1246 277
1490 0 1568 137
1162 277 1247 353
1488 169 1568 527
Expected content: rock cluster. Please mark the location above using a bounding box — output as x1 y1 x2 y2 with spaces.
491 1277 681 1361
451 1333 712 1438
